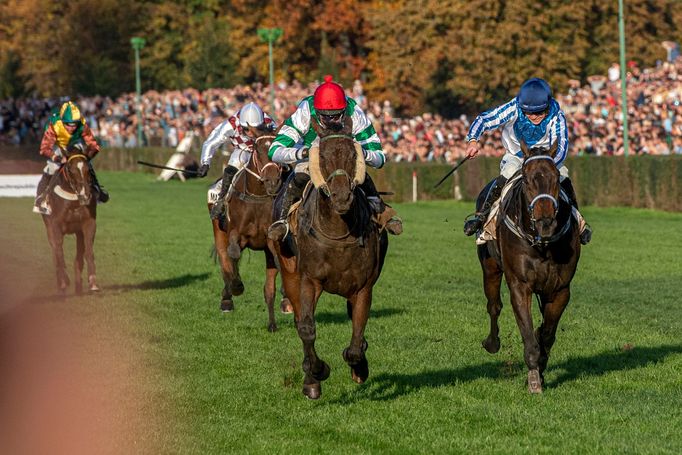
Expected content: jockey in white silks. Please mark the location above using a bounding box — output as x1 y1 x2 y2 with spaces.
462 77 592 244
196 102 276 219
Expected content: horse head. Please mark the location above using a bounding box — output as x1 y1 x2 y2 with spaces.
520 140 560 240
308 115 365 214
252 126 282 196
62 151 93 206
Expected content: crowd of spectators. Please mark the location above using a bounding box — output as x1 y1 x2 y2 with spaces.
3 58 682 162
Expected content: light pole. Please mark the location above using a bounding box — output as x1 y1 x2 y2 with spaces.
130 37 146 147
618 0 629 156
257 28 283 120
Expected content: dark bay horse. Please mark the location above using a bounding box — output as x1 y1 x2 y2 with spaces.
208 127 292 332
477 140 581 393
41 153 100 294
271 118 389 399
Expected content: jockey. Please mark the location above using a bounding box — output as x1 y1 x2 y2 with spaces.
462 77 592 244
33 101 108 215
197 101 276 219
266 75 402 241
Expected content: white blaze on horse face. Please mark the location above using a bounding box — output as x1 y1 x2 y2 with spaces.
77 161 87 196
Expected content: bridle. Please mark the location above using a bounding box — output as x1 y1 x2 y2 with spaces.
523 155 558 224
234 135 281 199
60 153 89 194
503 154 571 247
316 134 357 197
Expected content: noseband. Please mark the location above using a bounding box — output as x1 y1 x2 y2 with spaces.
314 134 362 197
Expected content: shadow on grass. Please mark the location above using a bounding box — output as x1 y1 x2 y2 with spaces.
314 307 406 325
549 343 682 388
106 272 210 292
330 344 682 403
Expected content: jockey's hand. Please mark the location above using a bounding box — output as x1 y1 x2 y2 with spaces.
197 164 210 178
296 147 308 160
465 140 481 159
52 154 67 164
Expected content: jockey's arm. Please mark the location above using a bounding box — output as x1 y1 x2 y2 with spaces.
552 110 569 166
200 119 236 166
269 100 308 165
39 125 60 161
465 98 518 143
351 104 386 169
82 124 101 158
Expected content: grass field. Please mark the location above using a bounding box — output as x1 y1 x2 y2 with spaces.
2 171 681 454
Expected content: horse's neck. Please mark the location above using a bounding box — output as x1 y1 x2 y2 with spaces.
237 163 265 195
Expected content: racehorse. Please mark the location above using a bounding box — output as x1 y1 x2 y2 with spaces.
41 152 100 294
270 117 389 399
208 126 292 332
476 140 581 393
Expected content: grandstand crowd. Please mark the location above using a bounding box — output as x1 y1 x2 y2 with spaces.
3 59 682 162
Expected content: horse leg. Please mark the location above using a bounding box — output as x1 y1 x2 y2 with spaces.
508 283 542 393
212 220 234 311
74 231 85 294
264 249 278 332
297 276 328 399
227 231 244 296
536 288 571 382
83 219 99 292
273 254 292 313
343 288 372 384
47 225 69 293
480 248 503 353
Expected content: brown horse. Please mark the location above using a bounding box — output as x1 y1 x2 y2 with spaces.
208 127 291 332
271 118 389 399
41 153 100 294
477 140 580 393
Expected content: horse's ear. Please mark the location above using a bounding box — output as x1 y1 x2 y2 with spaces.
310 115 322 136
519 138 530 157
549 140 559 159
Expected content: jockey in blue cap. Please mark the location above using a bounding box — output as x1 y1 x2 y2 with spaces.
462 77 591 244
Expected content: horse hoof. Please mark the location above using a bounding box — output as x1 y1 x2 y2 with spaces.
302 383 321 400
75 284 83 295
231 280 245 296
528 369 543 394
280 298 293 314
220 300 234 312
350 359 369 384
482 336 500 354
267 323 277 333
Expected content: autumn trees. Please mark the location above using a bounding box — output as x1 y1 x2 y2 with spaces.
1 0 681 116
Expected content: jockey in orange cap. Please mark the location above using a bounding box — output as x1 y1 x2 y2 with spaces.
33 101 108 215
266 75 402 241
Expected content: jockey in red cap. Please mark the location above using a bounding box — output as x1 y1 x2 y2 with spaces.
267 75 402 241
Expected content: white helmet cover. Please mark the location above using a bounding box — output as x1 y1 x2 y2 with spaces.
238 102 265 127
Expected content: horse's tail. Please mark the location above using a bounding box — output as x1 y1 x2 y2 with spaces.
209 245 218 264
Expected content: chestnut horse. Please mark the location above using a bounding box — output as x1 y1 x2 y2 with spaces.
41 153 100 294
271 117 389 399
477 140 581 393
208 127 291 331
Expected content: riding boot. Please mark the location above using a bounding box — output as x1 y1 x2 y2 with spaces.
464 175 507 236
359 176 403 235
560 178 592 245
32 173 52 215
267 173 309 241
88 163 109 203
210 165 239 220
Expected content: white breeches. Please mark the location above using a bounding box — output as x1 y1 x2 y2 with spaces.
227 149 251 169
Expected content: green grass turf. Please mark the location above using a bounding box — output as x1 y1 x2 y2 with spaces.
2 171 681 454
